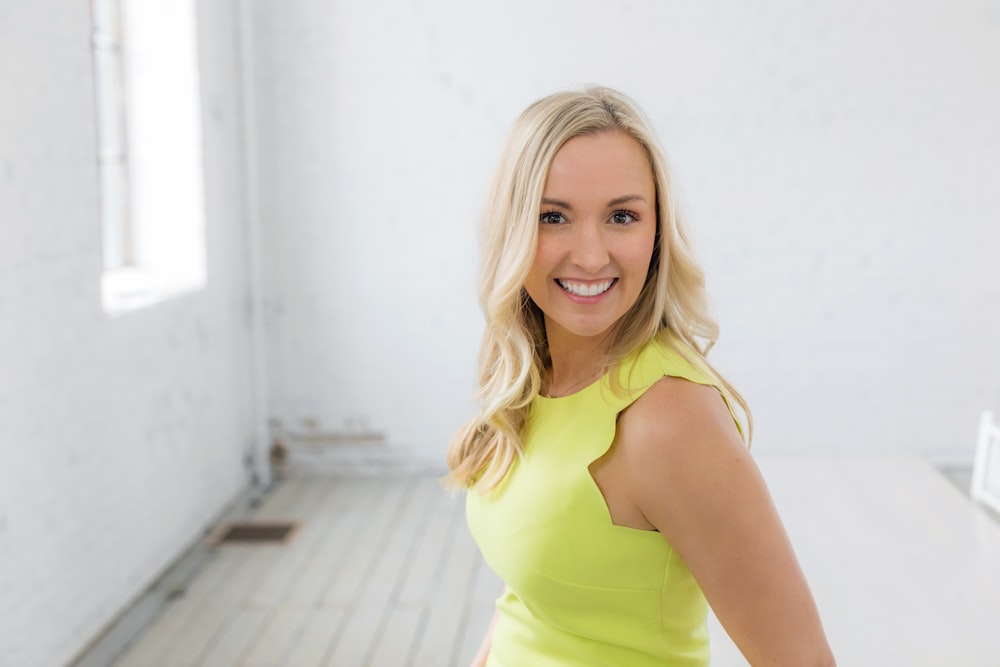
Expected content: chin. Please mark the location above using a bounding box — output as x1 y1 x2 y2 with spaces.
558 320 619 340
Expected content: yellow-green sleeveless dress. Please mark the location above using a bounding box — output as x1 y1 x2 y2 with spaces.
467 337 738 666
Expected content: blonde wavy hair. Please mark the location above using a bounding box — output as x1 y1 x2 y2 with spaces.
447 86 750 491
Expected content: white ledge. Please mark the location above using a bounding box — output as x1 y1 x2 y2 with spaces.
102 266 204 317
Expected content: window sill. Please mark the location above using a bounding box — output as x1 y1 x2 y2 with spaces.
102 266 204 317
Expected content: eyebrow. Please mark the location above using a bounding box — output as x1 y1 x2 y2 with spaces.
540 195 648 210
607 194 647 207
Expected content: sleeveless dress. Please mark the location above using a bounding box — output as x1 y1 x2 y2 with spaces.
466 337 739 666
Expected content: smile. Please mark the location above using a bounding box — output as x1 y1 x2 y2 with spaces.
556 278 617 297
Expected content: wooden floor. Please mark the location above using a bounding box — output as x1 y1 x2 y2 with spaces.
112 473 501 667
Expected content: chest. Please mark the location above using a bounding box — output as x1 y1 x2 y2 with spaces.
466 405 670 594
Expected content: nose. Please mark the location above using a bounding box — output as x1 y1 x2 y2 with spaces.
570 222 610 274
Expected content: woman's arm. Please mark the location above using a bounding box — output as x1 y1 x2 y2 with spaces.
469 608 499 667
619 376 835 667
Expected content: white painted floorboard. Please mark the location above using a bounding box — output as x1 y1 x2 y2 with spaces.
112 474 500 667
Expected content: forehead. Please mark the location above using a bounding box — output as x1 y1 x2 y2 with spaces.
543 131 654 200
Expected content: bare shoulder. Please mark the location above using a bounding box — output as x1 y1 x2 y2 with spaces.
616 375 745 472
614 374 762 550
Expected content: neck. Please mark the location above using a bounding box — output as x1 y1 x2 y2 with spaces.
544 324 614 397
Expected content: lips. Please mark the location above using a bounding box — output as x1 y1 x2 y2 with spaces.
555 278 617 297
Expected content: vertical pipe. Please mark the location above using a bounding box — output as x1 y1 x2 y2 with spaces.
235 0 271 488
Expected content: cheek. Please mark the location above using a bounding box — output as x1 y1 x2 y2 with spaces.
527 238 557 279
624 235 657 277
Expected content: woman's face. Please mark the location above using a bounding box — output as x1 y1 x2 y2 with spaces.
524 131 657 347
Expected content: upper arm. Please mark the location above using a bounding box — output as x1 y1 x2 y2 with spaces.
618 377 834 667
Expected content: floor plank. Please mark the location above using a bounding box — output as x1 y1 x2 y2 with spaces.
112 473 483 667
196 607 270 667
349 478 442 667
246 480 356 608
277 607 345 667
239 605 311 667
409 490 479 667
323 477 424 666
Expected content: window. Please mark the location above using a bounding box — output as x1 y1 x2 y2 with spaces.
90 0 207 315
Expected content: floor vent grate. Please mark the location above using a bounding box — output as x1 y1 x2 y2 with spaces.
208 521 299 545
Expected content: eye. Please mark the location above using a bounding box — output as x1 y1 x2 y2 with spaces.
610 210 638 225
539 210 567 225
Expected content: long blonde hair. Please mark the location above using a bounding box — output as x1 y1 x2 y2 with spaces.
447 86 750 491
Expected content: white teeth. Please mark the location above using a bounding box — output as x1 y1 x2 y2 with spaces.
557 279 615 297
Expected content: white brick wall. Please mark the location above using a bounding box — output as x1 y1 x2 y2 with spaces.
0 2 258 665
252 0 1000 462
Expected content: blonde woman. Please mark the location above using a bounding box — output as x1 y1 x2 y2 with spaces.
448 87 834 667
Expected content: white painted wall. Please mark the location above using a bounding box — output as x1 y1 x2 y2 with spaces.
0 2 257 665
252 1 1000 462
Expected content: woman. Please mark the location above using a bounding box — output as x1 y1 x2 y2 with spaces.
447 87 834 667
